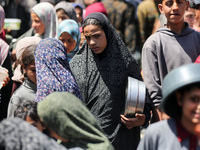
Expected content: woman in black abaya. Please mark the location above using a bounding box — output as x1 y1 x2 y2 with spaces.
70 12 150 150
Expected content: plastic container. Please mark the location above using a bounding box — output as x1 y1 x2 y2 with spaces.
4 18 21 30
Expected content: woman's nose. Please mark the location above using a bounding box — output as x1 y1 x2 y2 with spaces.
32 21 36 27
90 39 95 45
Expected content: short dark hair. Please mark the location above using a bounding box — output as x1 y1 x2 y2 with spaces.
20 44 36 75
171 83 200 118
14 100 40 122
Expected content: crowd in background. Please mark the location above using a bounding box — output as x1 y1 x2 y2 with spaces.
0 0 200 149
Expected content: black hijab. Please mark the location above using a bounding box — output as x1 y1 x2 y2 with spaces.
70 12 142 149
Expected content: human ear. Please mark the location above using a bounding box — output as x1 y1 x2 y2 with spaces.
158 4 164 14
176 92 183 107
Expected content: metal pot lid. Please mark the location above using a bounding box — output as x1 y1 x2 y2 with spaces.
161 63 200 117
124 77 146 117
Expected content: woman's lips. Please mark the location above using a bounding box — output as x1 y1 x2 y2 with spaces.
91 47 98 51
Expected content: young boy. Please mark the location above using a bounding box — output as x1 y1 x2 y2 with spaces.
137 63 200 149
142 0 200 121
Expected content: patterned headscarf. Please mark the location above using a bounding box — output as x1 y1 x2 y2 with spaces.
38 92 114 150
0 5 5 33
34 38 82 102
57 19 81 62
55 1 78 22
0 118 67 150
32 2 58 38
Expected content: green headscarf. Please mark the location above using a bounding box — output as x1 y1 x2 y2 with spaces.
37 92 114 150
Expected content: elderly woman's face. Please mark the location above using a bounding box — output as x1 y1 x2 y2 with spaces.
31 13 45 35
84 24 107 54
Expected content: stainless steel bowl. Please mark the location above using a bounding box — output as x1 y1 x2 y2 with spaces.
124 77 146 117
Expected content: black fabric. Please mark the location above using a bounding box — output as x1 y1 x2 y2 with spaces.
70 12 143 150
84 13 108 35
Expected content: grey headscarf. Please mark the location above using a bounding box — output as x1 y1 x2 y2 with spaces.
55 1 78 22
0 118 67 150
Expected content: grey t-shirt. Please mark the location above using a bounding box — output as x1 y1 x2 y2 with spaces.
137 119 200 150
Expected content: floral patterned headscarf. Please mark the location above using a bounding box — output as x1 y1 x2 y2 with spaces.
34 38 82 102
57 19 80 62
32 2 58 38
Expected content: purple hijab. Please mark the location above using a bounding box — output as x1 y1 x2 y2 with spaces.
34 38 82 102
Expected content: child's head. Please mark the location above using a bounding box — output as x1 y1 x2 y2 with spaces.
82 13 107 54
175 83 200 124
57 19 80 53
184 7 196 28
55 1 77 23
158 0 189 26
72 3 83 24
14 100 45 132
56 8 70 23
161 64 200 125
21 45 37 84
31 2 58 38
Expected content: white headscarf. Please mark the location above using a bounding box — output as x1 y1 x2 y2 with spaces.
12 37 41 82
32 2 58 39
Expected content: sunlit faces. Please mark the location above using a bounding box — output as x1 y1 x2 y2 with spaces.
59 32 76 53
75 7 83 24
184 8 196 28
31 13 45 35
56 9 70 24
26 115 45 132
158 0 189 25
84 24 107 54
177 87 200 128
23 61 37 84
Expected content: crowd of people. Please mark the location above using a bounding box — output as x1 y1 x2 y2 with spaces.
0 0 200 149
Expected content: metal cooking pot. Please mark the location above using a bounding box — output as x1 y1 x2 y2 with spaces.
124 77 146 117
